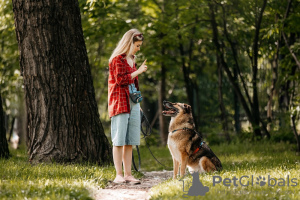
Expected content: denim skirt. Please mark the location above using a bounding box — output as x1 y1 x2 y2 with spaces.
110 84 141 146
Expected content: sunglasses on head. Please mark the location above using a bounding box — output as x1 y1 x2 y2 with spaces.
134 33 143 38
133 33 143 42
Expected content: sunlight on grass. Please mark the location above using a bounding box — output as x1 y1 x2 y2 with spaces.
0 148 115 200
149 141 300 200
1 141 300 199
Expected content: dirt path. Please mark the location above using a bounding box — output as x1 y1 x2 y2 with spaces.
90 170 173 200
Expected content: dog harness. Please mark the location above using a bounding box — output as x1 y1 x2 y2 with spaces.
192 141 205 155
171 127 205 155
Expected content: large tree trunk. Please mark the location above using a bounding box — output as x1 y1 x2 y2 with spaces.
12 0 112 164
0 93 10 159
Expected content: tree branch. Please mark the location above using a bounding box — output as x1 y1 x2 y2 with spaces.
282 32 300 70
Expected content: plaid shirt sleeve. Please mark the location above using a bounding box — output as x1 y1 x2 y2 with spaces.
108 55 138 118
112 57 132 86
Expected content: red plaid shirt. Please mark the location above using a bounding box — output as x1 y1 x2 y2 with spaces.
108 54 139 118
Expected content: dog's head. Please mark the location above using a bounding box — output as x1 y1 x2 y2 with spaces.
162 100 192 117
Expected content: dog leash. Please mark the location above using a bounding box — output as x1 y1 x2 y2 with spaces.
132 109 172 171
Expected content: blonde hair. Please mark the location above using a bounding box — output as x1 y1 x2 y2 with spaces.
109 29 144 64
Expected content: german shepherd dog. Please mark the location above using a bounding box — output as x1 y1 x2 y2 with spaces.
162 101 222 178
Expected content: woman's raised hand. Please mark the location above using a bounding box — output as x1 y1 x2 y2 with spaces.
138 59 147 74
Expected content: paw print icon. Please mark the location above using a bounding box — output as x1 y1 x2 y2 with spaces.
256 176 266 186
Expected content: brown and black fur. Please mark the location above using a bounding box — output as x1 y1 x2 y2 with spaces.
162 101 222 178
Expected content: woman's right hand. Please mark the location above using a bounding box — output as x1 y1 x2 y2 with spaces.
138 59 147 74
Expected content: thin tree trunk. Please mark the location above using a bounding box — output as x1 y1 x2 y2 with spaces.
0 93 10 159
209 3 263 139
291 115 300 153
16 93 27 146
281 0 300 70
278 0 293 116
177 34 198 130
267 39 279 131
220 4 252 108
233 68 241 134
217 57 230 142
175 2 198 130
251 0 269 139
279 33 297 113
158 46 169 145
8 117 15 143
12 0 112 164
178 35 193 110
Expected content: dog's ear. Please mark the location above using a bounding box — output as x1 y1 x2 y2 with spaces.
184 104 191 114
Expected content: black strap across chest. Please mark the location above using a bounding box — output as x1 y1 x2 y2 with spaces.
171 127 201 138
171 127 204 155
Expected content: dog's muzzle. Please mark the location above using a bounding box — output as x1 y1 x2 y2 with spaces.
162 101 178 116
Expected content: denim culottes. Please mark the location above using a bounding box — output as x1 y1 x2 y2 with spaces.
111 84 141 146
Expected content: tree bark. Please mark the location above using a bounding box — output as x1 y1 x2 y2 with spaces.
0 93 10 159
12 0 112 164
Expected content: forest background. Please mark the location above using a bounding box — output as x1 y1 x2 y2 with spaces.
1 0 300 150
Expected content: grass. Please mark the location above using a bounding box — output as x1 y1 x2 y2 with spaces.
0 147 110 200
0 146 141 200
1 141 300 199
149 141 300 200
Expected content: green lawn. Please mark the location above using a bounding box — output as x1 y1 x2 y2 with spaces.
149 141 300 200
0 147 111 199
1 141 300 199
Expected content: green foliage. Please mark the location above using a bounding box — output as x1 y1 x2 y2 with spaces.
1 0 299 144
270 112 298 144
0 0 22 115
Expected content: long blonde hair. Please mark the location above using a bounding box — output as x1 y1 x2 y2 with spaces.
109 29 144 64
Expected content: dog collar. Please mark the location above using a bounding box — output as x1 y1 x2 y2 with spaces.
171 127 193 133
192 141 205 155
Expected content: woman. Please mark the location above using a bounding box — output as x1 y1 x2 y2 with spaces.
108 29 147 184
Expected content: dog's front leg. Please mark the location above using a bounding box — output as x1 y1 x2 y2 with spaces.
173 158 179 179
180 155 188 177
